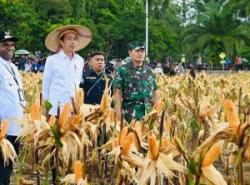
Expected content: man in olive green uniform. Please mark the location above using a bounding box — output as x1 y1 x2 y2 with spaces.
113 41 158 122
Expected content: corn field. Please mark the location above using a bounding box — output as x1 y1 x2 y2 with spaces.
1 71 250 185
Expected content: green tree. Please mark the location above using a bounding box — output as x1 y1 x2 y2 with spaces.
183 0 250 64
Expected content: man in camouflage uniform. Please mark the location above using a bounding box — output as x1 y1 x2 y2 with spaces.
113 41 158 122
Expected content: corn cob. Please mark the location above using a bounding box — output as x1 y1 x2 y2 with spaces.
119 126 128 145
202 141 223 167
30 103 41 120
75 89 84 112
0 119 8 140
154 99 165 113
223 99 240 132
148 134 159 160
165 117 171 134
122 132 135 156
74 160 83 182
59 103 71 131
243 136 250 161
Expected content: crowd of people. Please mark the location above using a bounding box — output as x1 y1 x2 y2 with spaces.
13 52 46 73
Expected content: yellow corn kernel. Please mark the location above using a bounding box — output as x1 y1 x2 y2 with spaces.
30 103 41 120
122 132 135 156
148 134 159 160
223 99 240 132
59 103 71 130
202 141 223 167
119 126 128 145
0 119 8 140
154 99 165 113
165 117 171 134
75 89 84 111
74 160 83 182
243 137 250 161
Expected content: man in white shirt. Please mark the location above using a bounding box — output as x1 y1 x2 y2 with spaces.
42 25 91 185
0 31 25 185
42 25 92 116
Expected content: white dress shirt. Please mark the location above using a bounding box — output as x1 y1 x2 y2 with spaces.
0 57 25 136
42 50 84 115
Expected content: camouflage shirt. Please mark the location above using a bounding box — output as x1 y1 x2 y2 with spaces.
113 59 158 122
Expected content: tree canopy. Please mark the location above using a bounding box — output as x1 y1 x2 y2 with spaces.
0 0 249 64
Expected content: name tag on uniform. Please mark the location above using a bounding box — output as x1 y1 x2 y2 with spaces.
86 77 96 80
18 88 25 102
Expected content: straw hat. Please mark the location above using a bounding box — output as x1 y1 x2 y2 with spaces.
45 25 92 52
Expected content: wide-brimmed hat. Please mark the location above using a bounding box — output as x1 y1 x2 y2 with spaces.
45 25 92 52
0 31 18 43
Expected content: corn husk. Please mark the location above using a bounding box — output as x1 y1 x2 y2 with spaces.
0 138 17 165
165 117 171 134
201 165 227 185
138 153 184 185
48 116 56 126
153 98 166 113
0 120 17 165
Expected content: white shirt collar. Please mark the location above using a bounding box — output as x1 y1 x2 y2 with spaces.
58 50 76 60
0 56 11 66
